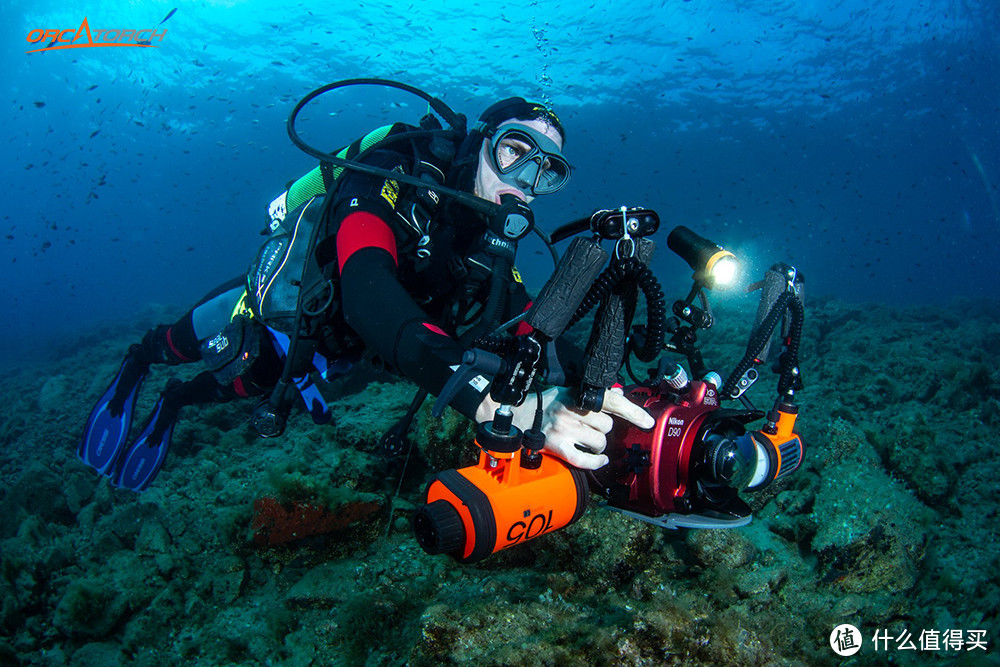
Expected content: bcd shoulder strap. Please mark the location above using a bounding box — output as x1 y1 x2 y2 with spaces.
267 123 413 232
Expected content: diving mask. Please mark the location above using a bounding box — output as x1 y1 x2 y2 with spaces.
487 123 571 196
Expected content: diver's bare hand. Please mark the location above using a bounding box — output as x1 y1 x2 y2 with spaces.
501 386 654 470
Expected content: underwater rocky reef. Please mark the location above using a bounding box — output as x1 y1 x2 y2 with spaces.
1 295 998 666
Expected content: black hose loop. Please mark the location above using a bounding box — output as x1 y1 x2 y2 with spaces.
471 334 510 353
721 292 793 398
777 295 805 395
564 257 666 362
633 262 666 362
567 259 628 330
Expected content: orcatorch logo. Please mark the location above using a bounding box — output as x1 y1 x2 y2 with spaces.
25 17 167 53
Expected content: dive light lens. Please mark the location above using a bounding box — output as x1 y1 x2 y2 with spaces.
709 254 739 289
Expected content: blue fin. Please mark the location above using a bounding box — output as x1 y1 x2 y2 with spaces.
78 353 146 476
112 397 176 492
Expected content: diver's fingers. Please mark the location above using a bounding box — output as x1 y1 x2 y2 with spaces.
545 408 609 453
573 408 614 434
568 418 609 453
544 437 609 470
549 394 614 434
602 387 655 429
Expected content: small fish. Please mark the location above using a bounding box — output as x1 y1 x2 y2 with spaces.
89 130 100 139
34 101 45 108
87 85 98 91
159 8 177 25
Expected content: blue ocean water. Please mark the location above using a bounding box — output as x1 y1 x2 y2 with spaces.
2 0 997 368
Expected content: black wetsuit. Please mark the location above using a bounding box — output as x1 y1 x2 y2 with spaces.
141 143 540 419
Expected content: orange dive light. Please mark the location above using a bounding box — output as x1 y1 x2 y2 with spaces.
413 439 588 564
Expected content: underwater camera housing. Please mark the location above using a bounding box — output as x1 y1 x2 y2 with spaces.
414 208 806 561
592 377 803 529
592 229 807 529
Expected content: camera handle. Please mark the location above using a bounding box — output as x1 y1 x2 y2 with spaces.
721 264 805 405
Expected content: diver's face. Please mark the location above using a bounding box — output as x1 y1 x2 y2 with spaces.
473 118 565 205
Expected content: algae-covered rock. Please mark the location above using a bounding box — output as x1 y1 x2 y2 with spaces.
686 527 759 570
1 539 39 632
0 642 16 665
53 577 128 639
4 296 1000 665
69 641 126 667
0 463 73 539
38 374 70 412
810 427 930 594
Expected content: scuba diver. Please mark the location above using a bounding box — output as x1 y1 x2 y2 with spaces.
78 82 654 492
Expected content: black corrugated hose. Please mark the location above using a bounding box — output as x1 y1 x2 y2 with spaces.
565 257 666 363
721 292 804 399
